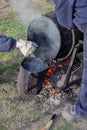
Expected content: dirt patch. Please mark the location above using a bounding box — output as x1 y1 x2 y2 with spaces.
0 0 11 18
29 0 54 12
0 82 87 130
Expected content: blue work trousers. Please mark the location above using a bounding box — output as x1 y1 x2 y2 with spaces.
74 23 87 117
53 0 87 116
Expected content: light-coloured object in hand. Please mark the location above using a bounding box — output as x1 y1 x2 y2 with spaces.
16 39 38 56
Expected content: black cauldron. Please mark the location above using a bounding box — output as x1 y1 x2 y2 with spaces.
21 11 83 73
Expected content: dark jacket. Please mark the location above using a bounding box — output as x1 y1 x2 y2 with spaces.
0 35 16 52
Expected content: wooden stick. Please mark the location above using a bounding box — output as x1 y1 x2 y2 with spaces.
41 114 56 130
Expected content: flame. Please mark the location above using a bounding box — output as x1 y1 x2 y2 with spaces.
43 62 59 95
45 63 56 76
43 63 56 86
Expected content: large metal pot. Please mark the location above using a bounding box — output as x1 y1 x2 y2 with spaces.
21 11 83 73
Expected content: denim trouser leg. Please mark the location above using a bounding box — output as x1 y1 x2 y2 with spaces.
75 84 87 116
74 24 87 116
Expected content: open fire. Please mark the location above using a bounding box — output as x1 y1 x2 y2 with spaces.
40 57 81 95
37 56 81 108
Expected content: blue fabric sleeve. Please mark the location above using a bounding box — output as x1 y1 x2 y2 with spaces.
73 0 87 27
0 35 16 52
53 0 75 30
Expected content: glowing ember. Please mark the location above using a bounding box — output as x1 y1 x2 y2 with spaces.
45 63 56 75
39 57 81 98
43 62 57 86
37 56 81 108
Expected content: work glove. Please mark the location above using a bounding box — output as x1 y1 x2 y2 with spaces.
16 39 38 56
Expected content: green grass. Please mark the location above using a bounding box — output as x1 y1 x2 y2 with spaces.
44 7 53 13
52 123 79 130
77 52 83 60
20 117 30 126
3 101 18 113
0 78 10 84
0 12 27 73
0 62 20 73
0 119 10 130
0 12 27 39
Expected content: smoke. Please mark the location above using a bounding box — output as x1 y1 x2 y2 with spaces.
11 0 41 27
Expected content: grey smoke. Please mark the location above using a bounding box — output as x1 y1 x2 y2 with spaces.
11 0 41 27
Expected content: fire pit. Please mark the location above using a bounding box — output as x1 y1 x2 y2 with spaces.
17 11 83 101
25 41 83 110
40 57 81 95
28 42 83 94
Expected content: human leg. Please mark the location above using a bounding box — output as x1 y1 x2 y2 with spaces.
75 33 87 117
62 27 87 120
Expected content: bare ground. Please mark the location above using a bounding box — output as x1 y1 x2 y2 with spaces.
0 1 87 130
0 0 11 18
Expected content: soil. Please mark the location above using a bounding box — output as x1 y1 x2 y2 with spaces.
0 0 11 18
0 1 87 130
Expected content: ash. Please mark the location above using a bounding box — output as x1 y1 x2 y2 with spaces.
36 84 70 111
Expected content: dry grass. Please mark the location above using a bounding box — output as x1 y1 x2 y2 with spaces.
29 0 54 13
0 0 11 18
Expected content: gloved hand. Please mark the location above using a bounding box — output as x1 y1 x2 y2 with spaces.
16 39 38 56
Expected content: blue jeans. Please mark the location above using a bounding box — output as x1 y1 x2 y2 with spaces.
74 21 87 116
